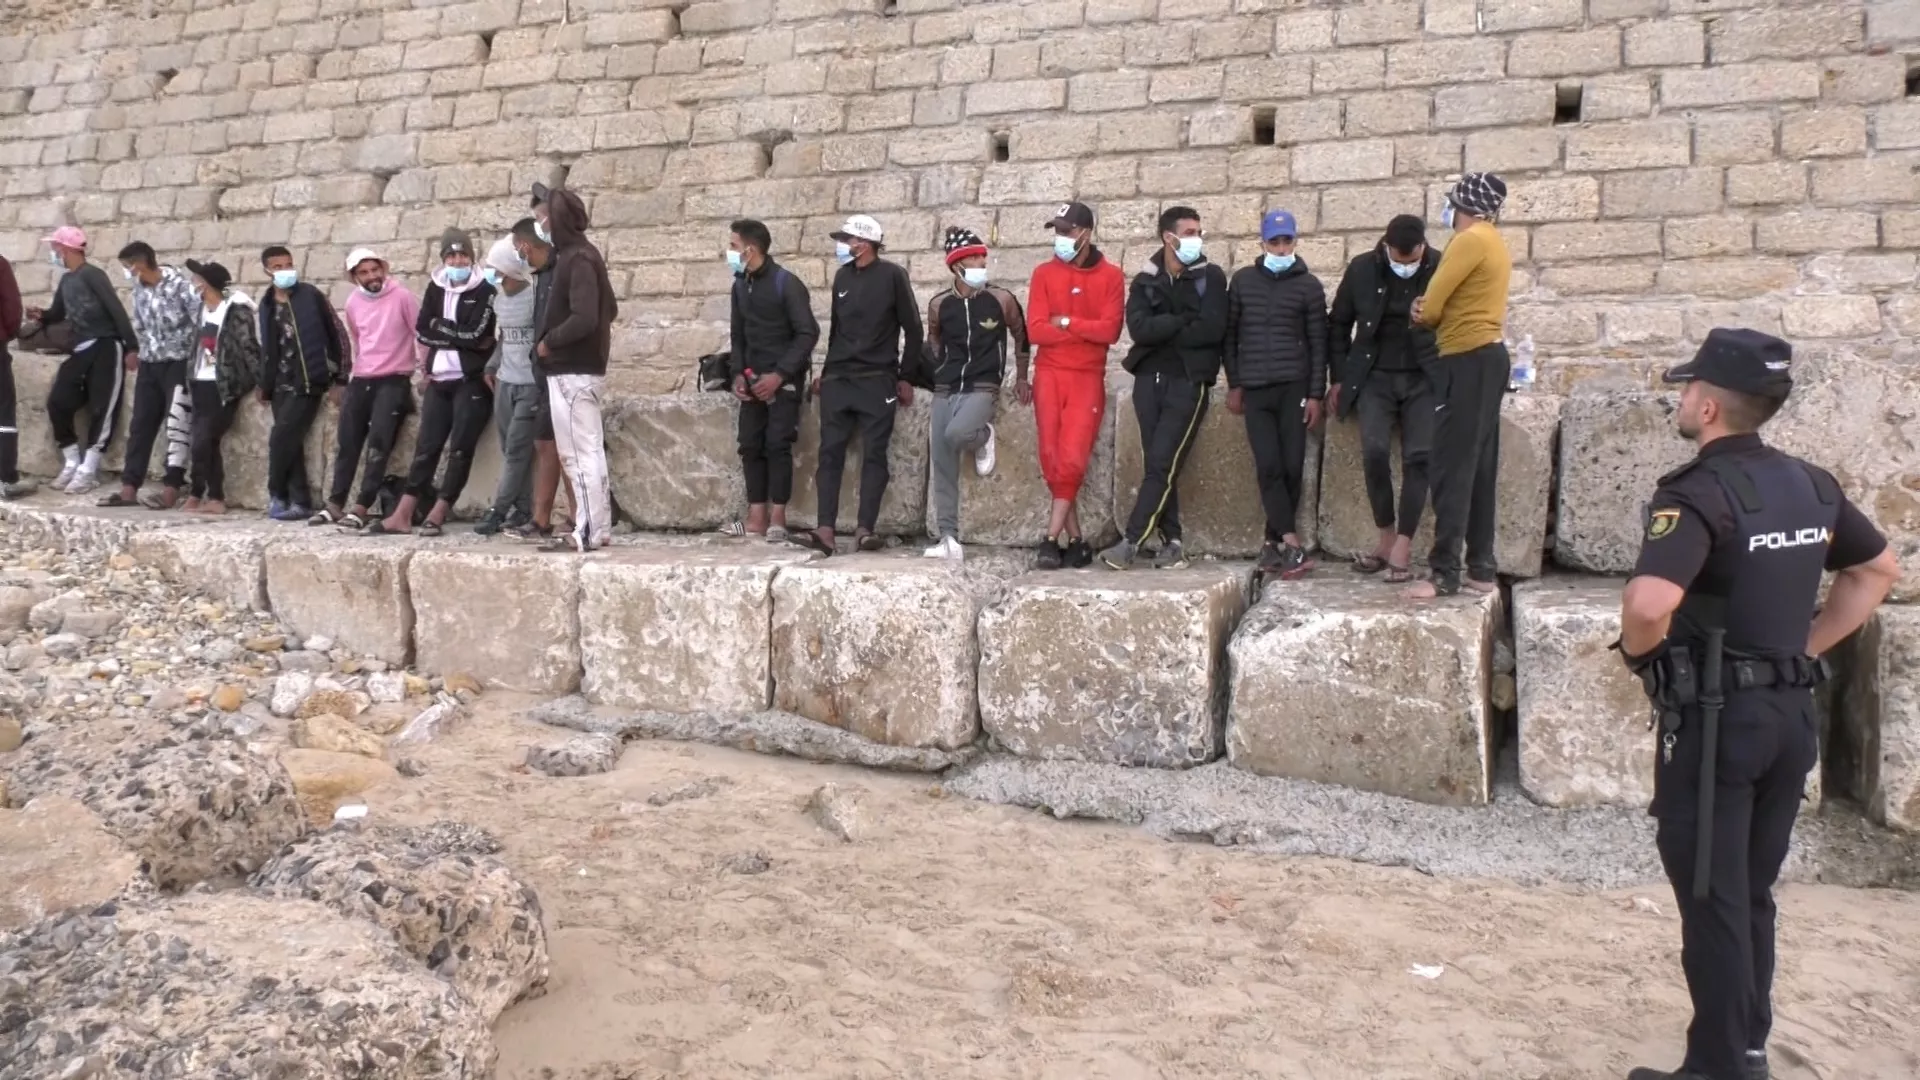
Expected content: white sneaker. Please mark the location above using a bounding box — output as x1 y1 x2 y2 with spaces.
974 423 996 477
52 461 78 489
922 536 964 561
64 468 98 495
923 536 951 559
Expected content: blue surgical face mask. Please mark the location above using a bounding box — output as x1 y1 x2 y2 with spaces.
482 268 503 287
835 242 854 265
445 265 471 285
961 267 989 290
1053 235 1079 261
726 250 746 275
1389 260 1419 280
1263 252 1296 274
271 269 298 290
48 249 61 266
535 221 551 244
1173 236 1203 266
1441 204 1456 230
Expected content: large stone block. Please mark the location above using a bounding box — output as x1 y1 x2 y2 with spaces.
770 555 997 750
409 549 581 693
1553 392 1692 574
578 543 814 713
1225 577 1498 806
218 395 330 511
977 565 1249 767
0 796 142 932
316 394 504 519
1113 383 1318 557
1766 350 1920 602
264 538 414 665
1828 604 1920 832
925 389 1118 548
787 394 933 536
127 523 272 611
604 392 745 531
1318 391 1559 577
1512 577 1655 808
9 350 130 482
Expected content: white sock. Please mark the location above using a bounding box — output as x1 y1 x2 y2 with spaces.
61 445 79 466
80 449 102 473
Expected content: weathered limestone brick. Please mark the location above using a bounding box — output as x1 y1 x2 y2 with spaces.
1532 222 1661 263
1434 81 1555 129
1822 54 1908 104
1812 156 1920 205
1508 28 1621 77
1661 62 1822 108
1781 295 1883 338
1311 48 1385 93
1757 210 1881 255
1479 0 1583 33
1334 2 1420 46
1291 139 1394 184
1601 167 1723 218
1272 9 1333 53
1500 177 1600 223
1564 120 1691 172
1708 8 1865 64
1663 217 1755 260
1625 19 1706 67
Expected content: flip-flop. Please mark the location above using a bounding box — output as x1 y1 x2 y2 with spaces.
360 519 396 536
765 525 789 544
717 519 747 537
308 507 339 525
140 492 176 511
788 529 834 556
95 492 138 508
336 512 366 530
856 533 884 552
1384 563 1414 584
1351 554 1387 574
415 521 443 538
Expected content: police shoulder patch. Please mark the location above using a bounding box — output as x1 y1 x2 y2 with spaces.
1647 508 1681 540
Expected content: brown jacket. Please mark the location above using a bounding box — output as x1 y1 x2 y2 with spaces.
536 187 617 377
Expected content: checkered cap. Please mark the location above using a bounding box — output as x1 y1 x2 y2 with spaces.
943 226 987 266
1447 172 1508 218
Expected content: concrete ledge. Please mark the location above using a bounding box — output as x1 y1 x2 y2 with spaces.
1114 385 1319 557
127 524 274 612
1830 604 1920 832
577 543 814 713
1553 392 1691 574
1318 392 1560 578
977 565 1250 768
410 550 582 693
929 392 1118 549
786 395 932 535
770 555 998 750
264 537 415 666
1226 578 1498 807
1511 577 1654 809
0 499 193 553
603 393 745 531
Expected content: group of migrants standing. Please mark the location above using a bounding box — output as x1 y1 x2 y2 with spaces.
0 163 1907 1080
0 183 616 551
730 171 1514 599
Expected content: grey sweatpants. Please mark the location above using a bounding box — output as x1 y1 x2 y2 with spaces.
929 389 996 540
489 379 542 519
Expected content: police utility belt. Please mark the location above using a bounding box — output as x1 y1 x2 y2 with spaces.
1632 647 1830 718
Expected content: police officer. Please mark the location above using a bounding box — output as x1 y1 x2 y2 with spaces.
1616 328 1898 1080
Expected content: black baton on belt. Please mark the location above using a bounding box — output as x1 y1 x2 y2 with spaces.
1692 629 1726 901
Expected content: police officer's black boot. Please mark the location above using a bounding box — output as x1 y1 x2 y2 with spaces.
1745 1049 1770 1080
1626 1069 1709 1080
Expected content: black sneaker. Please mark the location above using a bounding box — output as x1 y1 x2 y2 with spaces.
502 507 531 531
1256 542 1285 575
1065 537 1093 568
473 508 506 536
1276 544 1315 580
1152 539 1189 570
513 521 554 542
1035 536 1063 571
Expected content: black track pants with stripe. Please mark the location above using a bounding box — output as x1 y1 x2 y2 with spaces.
1124 371 1209 545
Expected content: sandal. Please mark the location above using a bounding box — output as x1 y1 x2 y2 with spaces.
1384 563 1414 584
336 512 366 530
415 521 443 538
788 529 834 556
308 507 339 526
765 525 789 544
140 491 177 511
855 533 884 553
1351 553 1387 574
360 519 397 536
717 519 747 538
96 492 138 508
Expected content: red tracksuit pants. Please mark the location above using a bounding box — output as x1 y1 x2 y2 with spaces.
1033 366 1105 502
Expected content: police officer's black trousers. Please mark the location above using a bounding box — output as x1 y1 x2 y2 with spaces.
815 375 895 533
1425 343 1506 588
1651 689 1817 1080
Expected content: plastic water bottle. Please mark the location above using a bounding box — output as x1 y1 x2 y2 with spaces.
1509 334 1536 390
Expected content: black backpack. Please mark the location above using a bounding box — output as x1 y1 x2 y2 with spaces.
373 475 434 526
697 352 731 392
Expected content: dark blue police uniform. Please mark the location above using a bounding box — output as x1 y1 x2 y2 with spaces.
1622 330 1888 1080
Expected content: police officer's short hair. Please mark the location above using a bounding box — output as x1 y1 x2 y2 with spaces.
731 219 772 255
1708 385 1784 434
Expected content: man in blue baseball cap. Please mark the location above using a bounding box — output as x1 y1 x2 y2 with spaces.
1222 207 1329 579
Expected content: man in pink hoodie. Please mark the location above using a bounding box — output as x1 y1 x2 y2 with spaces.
310 248 421 529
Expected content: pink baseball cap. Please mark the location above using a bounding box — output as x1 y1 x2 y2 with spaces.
43 225 87 250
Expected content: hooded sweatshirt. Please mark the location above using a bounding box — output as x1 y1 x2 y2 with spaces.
1025 246 1126 374
416 264 497 382
537 187 617 378
195 289 260 406
43 261 138 352
343 276 421 381
484 236 538 385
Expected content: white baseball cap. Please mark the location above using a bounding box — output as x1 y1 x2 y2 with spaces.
830 214 884 245
344 247 385 273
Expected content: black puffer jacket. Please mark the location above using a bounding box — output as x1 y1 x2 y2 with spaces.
1122 251 1229 384
1224 257 1328 395
1328 243 1442 419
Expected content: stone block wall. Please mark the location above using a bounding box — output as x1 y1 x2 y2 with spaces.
2 0 1917 397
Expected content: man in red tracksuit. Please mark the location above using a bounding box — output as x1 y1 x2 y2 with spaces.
1025 201 1125 569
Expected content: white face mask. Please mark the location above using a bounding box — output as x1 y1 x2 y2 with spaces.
960 267 989 289
1389 260 1419 279
121 266 135 282
1053 235 1079 261
726 250 746 275
1173 235 1203 266
835 242 854 266
1441 204 1456 230
48 249 63 267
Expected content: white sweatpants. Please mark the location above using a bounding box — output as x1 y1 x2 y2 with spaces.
548 373 611 547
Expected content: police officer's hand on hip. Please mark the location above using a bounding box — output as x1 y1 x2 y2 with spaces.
1612 328 1899 1080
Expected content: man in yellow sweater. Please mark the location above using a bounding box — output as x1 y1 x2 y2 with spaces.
1407 172 1513 599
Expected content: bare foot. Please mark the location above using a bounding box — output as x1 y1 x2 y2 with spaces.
1464 578 1498 595
1401 578 1440 601
200 500 227 515
379 515 408 533
182 497 202 513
